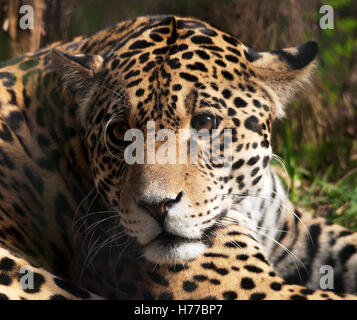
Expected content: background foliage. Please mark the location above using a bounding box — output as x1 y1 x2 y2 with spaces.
0 0 356 229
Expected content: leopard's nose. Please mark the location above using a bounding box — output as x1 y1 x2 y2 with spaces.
137 192 183 226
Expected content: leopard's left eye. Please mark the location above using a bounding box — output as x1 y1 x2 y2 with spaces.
191 113 217 131
107 121 130 147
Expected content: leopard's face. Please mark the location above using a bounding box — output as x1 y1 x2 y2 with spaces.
87 78 273 263
54 16 317 264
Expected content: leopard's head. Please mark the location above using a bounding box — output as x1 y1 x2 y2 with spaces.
53 16 317 264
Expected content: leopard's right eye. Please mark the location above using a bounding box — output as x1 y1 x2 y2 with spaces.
191 113 217 131
107 121 130 147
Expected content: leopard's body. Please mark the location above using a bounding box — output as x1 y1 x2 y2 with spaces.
0 15 355 299
237 168 357 294
109 218 357 300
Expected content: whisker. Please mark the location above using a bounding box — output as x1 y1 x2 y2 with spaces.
210 228 250 256
103 108 128 161
75 210 119 229
223 192 313 246
224 212 290 234
272 153 291 192
72 186 96 229
113 237 134 268
236 219 307 281
83 215 120 243
73 193 102 248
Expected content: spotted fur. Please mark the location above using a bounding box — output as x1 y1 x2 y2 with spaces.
242 173 357 294
110 218 357 300
0 247 99 300
0 15 355 299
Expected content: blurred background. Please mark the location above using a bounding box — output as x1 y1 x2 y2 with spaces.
0 0 356 229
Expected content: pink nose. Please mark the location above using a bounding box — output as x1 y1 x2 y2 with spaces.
137 192 183 226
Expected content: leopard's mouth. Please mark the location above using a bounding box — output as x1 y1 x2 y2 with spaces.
142 231 207 264
150 231 200 246
141 210 228 264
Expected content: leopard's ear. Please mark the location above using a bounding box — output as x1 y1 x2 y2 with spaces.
246 41 318 118
51 49 104 124
51 48 104 92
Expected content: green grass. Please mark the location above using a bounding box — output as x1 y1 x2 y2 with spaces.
300 168 357 231
273 118 357 232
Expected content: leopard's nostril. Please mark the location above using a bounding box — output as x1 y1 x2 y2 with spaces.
175 191 183 203
137 192 183 226
138 199 170 226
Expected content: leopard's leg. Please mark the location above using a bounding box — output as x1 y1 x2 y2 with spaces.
0 246 102 300
112 219 357 300
239 167 357 294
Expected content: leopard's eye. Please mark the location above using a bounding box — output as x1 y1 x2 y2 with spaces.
191 113 216 131
107 121 130 146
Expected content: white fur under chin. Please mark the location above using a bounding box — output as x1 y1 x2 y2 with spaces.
143 240 207 264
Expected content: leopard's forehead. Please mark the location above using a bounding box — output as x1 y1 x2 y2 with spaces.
102 16 273 129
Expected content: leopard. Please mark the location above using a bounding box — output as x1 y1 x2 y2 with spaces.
0 14 356 299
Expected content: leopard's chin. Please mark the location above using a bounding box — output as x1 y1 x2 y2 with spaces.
143 232 206 264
